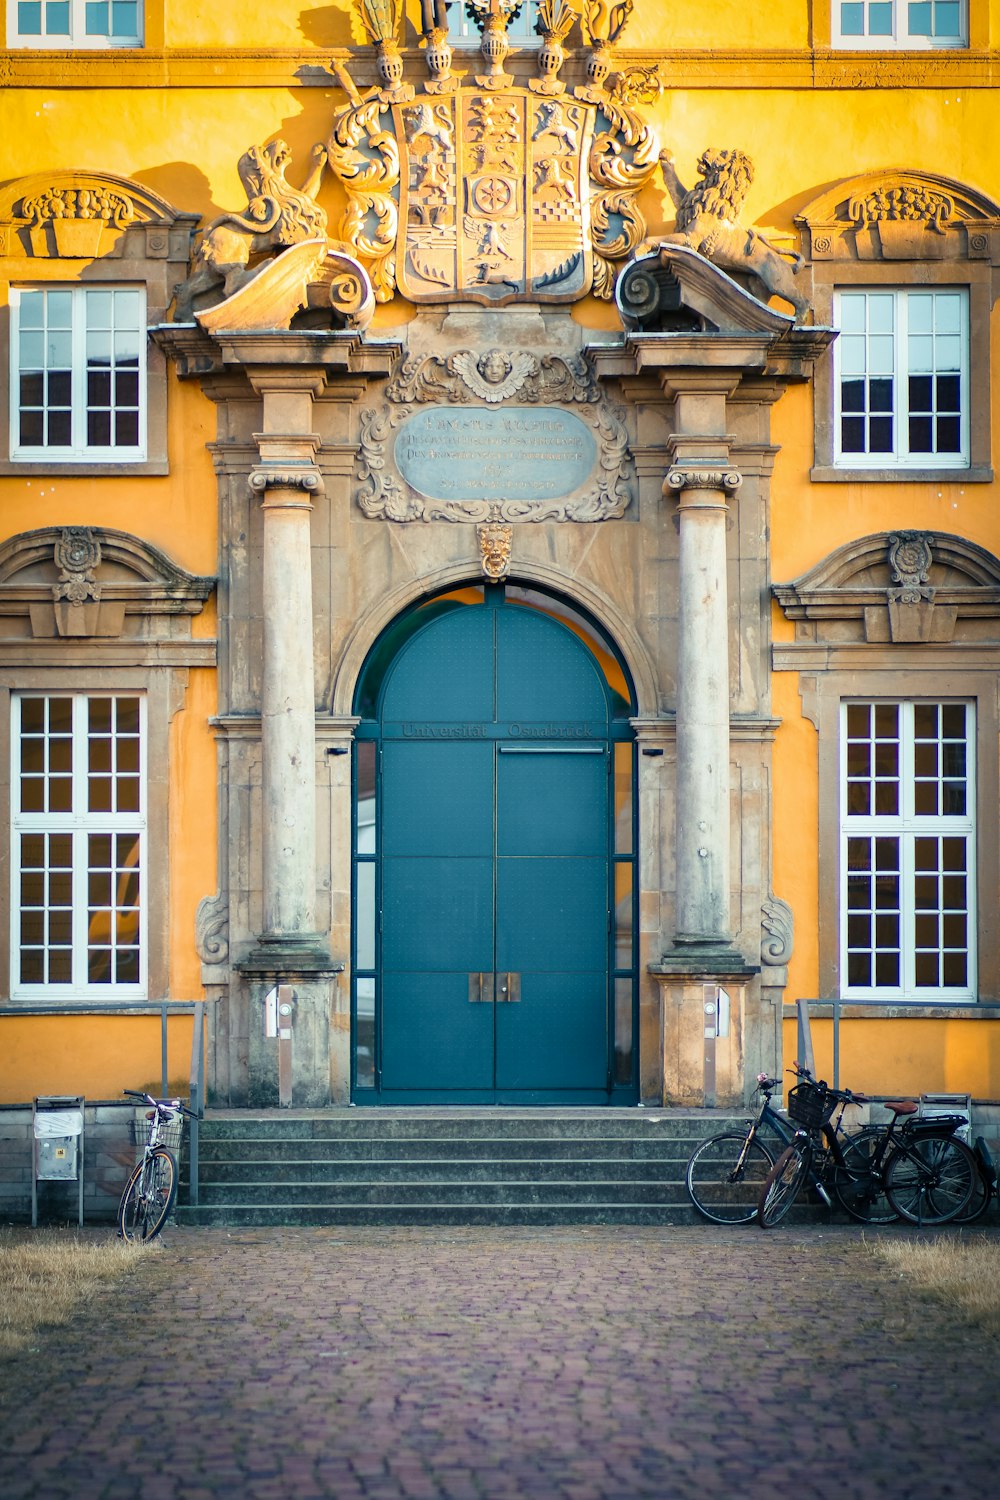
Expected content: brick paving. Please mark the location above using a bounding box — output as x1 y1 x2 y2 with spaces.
0 1224 997 1500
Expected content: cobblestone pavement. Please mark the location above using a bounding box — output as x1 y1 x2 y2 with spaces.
0 1224 997 1500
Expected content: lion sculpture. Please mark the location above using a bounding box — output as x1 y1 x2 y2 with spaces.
657 147 810 323
173 139 329 321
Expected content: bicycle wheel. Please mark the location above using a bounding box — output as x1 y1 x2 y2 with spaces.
832 1127 899 1225
685 1132 775 1224
949 1139 995 1226
117 1146 178 1242
757 1141 811 1228
883 1133 977 1225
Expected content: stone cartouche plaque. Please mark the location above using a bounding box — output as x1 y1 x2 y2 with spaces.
394 406 597 504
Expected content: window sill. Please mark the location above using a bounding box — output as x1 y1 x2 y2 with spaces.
810 464 992 484
1 459 167 477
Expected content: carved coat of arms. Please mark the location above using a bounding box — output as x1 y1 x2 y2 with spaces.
327 1 660 305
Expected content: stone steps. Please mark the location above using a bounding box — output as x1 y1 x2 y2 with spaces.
176 1109 751 1227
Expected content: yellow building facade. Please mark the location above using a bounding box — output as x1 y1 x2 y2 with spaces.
2 0 999 1113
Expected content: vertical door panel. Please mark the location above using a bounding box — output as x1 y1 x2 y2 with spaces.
495 749 608 1093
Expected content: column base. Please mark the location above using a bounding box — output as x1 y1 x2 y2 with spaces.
651 938 759 978
235 933 342 977
650 952 759 1108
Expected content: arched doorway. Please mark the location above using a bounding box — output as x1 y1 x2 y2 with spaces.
352 583 638 1104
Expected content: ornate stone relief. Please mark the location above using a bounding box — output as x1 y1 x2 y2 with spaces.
477 522 513 580
0 171 197 261
326 0 659 303
888 532 934 604
652 148 810 322
172 140 330 321
355 349 635 523
796 171 1000 263
773 531 1000 646
53 528 101 606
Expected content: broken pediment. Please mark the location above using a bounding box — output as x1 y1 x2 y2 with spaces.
0 172 198 263
616 245 796 334
0 527 214 640
194 240 375 334
773 531 1000 645
796 171 1000 264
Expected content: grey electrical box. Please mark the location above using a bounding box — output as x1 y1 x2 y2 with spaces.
32 1096 85 1227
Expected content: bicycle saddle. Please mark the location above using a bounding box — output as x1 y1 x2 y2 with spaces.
885 1100 919 1115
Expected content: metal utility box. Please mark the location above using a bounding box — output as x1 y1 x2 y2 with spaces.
918 1093 972 1143
32 1095 85 1227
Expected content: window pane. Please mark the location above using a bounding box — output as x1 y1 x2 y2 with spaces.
869 1 893 32
356 861 376 970
908 1 932 33
614 978 633 1086
840 2 866 33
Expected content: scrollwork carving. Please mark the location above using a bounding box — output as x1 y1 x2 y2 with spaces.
761 896 794 967
195 891 230 966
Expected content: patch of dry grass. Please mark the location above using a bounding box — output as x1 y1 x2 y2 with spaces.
870 1234 1000 1335
0 1229 149 1353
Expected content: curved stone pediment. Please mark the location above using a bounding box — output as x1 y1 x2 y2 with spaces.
0 526 214 640
795 170 1000 263
0 171 198 261
774 531 1000 644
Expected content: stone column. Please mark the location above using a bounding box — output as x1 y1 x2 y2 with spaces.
665 463 742 950
240 376 340 1106
650 380 757 1107
250 461 322 941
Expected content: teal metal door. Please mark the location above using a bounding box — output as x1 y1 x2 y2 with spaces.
357 587 635 1104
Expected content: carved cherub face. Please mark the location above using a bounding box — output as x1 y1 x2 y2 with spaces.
480 349 511 384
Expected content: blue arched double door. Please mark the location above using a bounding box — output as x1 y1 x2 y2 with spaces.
353 585 637 1104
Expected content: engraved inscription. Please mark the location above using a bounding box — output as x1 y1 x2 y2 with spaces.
395 406 597 503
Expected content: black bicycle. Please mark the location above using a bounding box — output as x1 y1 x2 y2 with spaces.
758 1089 979 1228
685 1067 882 1225
117 1090 195 1242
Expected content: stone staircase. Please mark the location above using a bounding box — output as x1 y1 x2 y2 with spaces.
175 1109 750 1227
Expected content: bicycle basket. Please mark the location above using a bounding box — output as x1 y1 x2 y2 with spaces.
787 1082 837 1129
132 1106 184 1161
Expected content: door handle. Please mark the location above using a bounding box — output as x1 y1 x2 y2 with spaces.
496 973 521 1003
468 972 493 1003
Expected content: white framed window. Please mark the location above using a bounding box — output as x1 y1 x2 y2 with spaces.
834 288 968 469
448 1 539 44
841 700 975 1001
832 0 967 47
11 694 147 998
8 0 142 46
10 286 146 463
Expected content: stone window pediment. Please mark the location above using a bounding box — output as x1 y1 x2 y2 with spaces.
0 171 197 477
0 526 214 644
773 530 1000 645
797 169 1000 482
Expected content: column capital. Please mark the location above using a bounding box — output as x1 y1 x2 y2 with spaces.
249 466 324 500
664 466 743 498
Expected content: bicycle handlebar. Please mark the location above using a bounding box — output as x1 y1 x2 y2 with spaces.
123 1088 198 1118
784 1067 869 1107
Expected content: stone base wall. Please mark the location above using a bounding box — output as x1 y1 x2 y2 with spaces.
0 1103 145 1225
